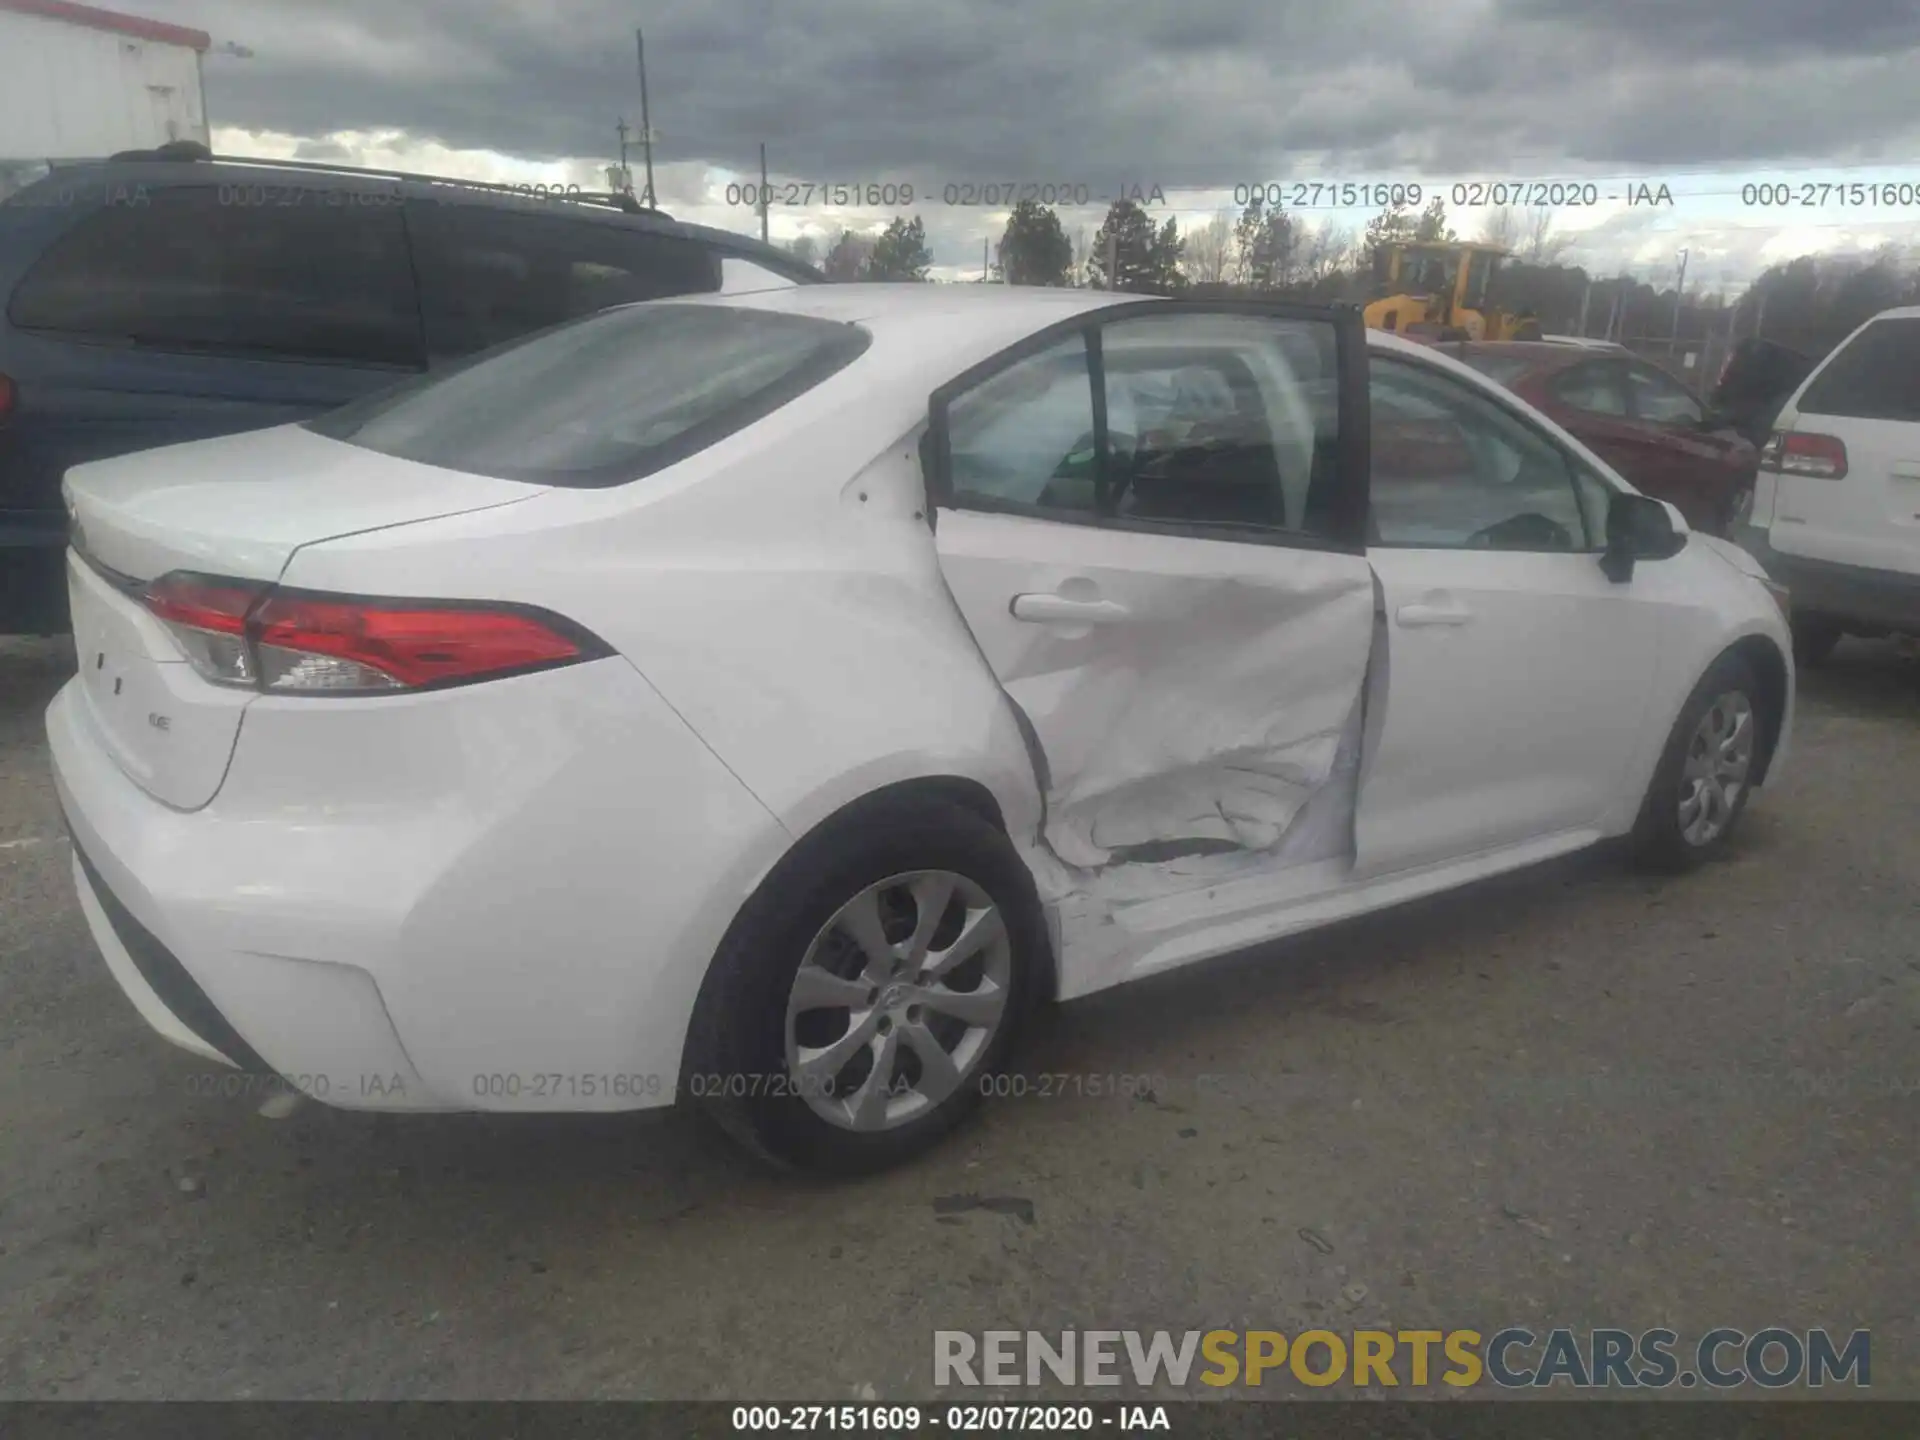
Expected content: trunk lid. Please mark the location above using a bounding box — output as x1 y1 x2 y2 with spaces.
63 423 540 584
61 423 543 809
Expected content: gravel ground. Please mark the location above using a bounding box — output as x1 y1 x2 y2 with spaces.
0 633 1913 1401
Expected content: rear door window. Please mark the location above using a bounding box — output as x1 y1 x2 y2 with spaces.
937 308 1353 545
7 185 423 367
304 302 869 486
1796 317 1920 422
409 204 723 357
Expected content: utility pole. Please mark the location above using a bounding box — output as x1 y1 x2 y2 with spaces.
1669 247 1689 355
1576 280 1591 338
758 142 769 243
614 118 632 195
982 236 989 283
635 27 656 208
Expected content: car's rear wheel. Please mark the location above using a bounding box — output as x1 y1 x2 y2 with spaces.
1629 652 1765 871
1790 614 1843 668
686 794 1046 1174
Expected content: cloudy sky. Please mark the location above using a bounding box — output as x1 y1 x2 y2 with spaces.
144 0 1920 287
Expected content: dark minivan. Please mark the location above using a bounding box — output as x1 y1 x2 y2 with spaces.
0 146 821 632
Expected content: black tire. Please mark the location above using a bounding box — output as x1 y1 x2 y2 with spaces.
1628 651 1765 872
1791 615 1842 669
683 793 1047 1175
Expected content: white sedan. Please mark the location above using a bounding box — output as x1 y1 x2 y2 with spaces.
48 285 1794 1173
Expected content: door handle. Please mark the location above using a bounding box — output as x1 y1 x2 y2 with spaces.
1395 601 1473 628
1891 461 1920 480
1010 593 1132 624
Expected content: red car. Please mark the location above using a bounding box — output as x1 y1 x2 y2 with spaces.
1439 342 1759 534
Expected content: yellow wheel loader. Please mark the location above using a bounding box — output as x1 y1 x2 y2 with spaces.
1362 241 1543 342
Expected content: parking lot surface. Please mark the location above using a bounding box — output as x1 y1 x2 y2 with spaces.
0 634 1913 1399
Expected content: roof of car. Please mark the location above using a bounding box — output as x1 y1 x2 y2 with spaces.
16 154 819 278
694 283 1443 347
664 286 1457 402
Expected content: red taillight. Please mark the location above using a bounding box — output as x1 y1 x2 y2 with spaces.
142 573 256 635
141 573 263 686
1761 430 1848 480
0 372 16 425
251 592 587 690
139 572 602 694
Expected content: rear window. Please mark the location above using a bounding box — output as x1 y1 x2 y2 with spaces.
6 186 422 367
1453 353 1534 386
1797 318 1920 423
303 303 870 486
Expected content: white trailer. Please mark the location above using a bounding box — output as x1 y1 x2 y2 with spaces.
0 0 210 167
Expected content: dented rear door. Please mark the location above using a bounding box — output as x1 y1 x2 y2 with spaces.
926 300 1374 872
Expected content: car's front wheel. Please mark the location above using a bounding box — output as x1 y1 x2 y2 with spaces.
1629 651 1766 871
686 793 1047 1174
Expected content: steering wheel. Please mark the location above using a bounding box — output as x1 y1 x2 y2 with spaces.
1466 511 1574 550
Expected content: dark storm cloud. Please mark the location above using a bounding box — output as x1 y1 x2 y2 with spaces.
1498 0 1920 61
148 0 1920 179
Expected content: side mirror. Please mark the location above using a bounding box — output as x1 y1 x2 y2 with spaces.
1601 492 1686 583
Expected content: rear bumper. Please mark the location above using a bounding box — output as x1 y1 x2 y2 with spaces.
47 656 792 1113
1735 522 1920 634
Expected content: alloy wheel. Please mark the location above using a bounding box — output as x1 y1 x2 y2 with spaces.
1678 689 1755 847
784 870 1011 1132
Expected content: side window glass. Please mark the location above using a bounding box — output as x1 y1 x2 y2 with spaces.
1627 364 1703 425
1098 311 1338 537
1551 363 1628 417
410 205 720 357
1797 318 1920 421
944 335 1099 513
1369 358 1592 552
8 186 422 367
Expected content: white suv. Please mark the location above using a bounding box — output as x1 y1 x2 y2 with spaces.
1737 306 1920 664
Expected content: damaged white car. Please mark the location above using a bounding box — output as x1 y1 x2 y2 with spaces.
49 285 1794 1172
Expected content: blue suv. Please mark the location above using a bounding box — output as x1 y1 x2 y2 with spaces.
0 145 821 633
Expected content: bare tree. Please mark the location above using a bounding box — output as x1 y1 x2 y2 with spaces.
1299 220 1356 282
1183 208 1235 286
1521 207 1571 265
1478 206 1520 250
